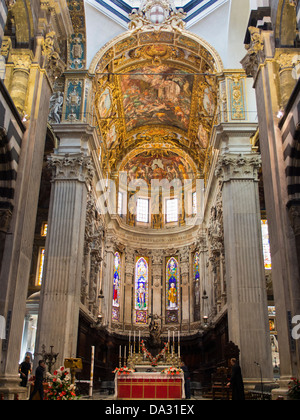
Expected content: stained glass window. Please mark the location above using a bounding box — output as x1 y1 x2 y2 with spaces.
135 256 149 324
112 252 121 322
37 248 45 286
41 223 48 237
166 257 179 311
261 220 272 270
194 252 200 321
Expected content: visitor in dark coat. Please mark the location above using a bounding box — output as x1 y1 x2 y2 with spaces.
227 358 245 400
29 360 46 400
181 362 191 399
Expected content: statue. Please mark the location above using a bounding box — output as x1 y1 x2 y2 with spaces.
48 91 64 124
147 314 162 356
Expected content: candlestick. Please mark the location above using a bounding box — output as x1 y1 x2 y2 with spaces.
138 331 141 353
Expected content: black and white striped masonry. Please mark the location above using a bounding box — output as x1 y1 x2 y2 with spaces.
0 78 25 224
279 79 300 209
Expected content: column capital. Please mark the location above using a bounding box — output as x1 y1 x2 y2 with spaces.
215 152 261 183
48 153 94 186
10 49 33 73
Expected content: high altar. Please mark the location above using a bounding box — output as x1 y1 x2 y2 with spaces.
114 320 185 400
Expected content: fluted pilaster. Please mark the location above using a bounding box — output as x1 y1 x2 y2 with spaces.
35 153 94 367
216 152 273 383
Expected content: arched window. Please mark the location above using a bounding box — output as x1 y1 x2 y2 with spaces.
135 256 149 324
166 257 179 323
112 252 121 322
194 252 201 321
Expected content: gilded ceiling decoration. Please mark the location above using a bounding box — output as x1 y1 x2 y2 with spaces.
90 1 223 179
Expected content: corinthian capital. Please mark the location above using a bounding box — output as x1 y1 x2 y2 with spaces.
48 153 94 185
215 153 261 183
10 50 33 72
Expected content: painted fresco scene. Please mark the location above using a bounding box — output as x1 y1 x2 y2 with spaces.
120 65 194 132
123 150 194 185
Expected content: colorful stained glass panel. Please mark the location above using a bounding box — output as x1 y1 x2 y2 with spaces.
112 252 121 322
135 256 149 323
166 257 179 311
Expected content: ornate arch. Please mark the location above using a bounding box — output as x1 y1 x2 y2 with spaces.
88 8 223 178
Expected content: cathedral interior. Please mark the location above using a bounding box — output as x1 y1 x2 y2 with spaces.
0 0 300 400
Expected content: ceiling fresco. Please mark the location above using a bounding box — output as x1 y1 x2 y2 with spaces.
92 29 221 179
119 65 194 132
122 149 195 185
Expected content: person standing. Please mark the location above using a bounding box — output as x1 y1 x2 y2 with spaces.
29 360 46 400
181 362 191 399
227 358 245 400
19 355 32 387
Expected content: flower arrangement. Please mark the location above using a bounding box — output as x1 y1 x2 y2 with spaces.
161 366 183 376
288 377 300 400
113 366 135 376
140 340 168 366
45 366 79 400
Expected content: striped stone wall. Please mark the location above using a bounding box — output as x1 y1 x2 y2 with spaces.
280 79 300 208
0 0 7 48
0 78 25 232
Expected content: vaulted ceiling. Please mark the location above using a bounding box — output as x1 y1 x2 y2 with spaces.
92 30 222 178
87 0 229 29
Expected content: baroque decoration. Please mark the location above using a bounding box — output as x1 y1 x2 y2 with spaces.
89 0 223 182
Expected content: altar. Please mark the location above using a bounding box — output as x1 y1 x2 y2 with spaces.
114 316 185 400
115 372 185 400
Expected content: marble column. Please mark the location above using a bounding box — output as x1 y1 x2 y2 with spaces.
242 31 300 390
35 153 94 368
0 52 57 398
216 151 273 383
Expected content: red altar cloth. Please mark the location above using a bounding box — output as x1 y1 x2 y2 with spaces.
115 373 184 400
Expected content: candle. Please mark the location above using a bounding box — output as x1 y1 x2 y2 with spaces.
173 330 175 344
124 346 126 363
129 331 131 343
119 345 121 358
168 330 170 343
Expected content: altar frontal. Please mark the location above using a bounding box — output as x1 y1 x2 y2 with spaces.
114 318 185 400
